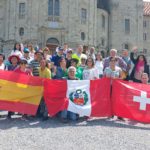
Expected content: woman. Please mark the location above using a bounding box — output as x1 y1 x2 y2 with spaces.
10 42 23 58
60 66 79 123
39 59 51 79
14 59 32 75
82 57 99 80
0 54 6 70
70 58 83 80
7 55 20 119
38 59 51 121
27 43 35 59
79 54 87 70
103 57 122 79
95 52 103 78
8 55 20 71
130 50 149 82
43 47 51 61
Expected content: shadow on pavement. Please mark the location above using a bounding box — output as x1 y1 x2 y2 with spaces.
0 115 149 131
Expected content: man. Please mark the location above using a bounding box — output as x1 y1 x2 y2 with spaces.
21 47 33 64
141 72 149 84
66 48 73 68
29 51 43 76
52 58 68 79
121 49 132 80
88 47 96 61
103 49 127 72
51 47 65 67
72 45 85 65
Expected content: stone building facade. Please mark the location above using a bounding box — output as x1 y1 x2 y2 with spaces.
0 0 145 56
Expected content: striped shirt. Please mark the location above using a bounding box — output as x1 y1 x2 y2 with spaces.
29 60 40 76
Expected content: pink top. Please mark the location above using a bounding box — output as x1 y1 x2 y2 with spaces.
14 67 32 75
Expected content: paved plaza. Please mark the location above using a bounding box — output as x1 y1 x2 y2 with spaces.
0 112 149 150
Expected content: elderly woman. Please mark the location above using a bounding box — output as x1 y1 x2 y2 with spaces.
60 66 79 123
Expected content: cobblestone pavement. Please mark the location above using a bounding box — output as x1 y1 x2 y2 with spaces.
0 113 149 150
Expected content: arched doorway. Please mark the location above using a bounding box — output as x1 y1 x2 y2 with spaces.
46 38 59 55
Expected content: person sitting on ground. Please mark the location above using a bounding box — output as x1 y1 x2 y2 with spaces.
60 66 79 123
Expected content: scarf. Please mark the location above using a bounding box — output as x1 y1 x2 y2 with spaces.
136 60 144 72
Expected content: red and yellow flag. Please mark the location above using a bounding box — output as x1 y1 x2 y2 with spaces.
0 70 43 115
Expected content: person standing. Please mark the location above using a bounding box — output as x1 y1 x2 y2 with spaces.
82 57 99 80
130 47 149 83
95 52 104 78
103 49 127 72
38 59 51 121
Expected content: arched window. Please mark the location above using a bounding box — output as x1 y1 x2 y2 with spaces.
48 0 60 16
46 38 59 45
19 27 24 36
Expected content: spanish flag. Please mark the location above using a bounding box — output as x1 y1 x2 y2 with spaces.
0 70 43 115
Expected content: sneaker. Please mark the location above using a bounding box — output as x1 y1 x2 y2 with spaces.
117 117 125 121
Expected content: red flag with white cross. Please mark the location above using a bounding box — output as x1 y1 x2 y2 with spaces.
112 80 150 123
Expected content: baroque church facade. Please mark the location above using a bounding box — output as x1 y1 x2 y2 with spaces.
0 0 145 55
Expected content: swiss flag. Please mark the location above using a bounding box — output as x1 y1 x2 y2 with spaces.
44 78 112 117
112 80 150 123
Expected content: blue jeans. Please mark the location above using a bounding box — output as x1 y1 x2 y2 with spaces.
60 110 78 121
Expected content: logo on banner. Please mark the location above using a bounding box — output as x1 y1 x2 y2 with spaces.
69 89 88 106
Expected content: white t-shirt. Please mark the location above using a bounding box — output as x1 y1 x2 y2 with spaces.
83 67 99 80
95 60 103 75
104 66 122 78
10 50 23 58
0 63 5 70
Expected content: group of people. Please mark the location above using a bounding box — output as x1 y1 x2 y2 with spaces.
0 42 149 122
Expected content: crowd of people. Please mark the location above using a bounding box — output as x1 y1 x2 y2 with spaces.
0 42 149 122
